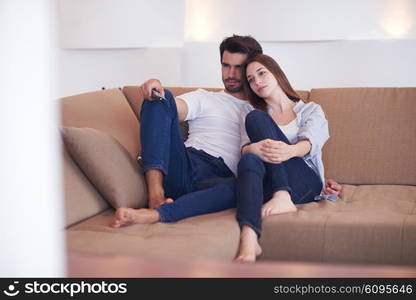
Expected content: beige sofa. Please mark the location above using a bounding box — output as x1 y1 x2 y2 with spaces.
61 86 416 265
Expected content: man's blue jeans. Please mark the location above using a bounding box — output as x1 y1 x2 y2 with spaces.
236 110 323 237
140 89 236 222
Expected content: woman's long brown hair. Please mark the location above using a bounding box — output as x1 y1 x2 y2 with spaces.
243 54 301 111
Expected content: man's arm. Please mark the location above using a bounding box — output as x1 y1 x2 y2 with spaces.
175 97 188 122
140 79 188 122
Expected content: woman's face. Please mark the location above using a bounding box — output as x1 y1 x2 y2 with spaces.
246 61 278 98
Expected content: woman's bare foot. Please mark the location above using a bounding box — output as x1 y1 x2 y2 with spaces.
234 226 262 263
262 190 297 217
110 207 160 228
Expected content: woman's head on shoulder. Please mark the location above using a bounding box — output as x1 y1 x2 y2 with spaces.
243 54 300 111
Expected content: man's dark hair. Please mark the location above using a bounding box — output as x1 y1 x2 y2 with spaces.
219 34 263 61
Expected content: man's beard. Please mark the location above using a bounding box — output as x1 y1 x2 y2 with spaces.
223 78 243 93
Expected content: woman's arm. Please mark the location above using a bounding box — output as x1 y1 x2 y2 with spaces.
242 139 311 163
241 102 327 163
297 103 329 159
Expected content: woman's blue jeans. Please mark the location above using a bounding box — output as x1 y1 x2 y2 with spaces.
140 89 236 222
236 110 323 237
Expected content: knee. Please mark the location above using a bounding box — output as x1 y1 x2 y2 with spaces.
238 153 265 175
142 88 174 104
246 109 268 124
245 109 269 130
141 88 176 116
163 89 174 104
161 89 178 111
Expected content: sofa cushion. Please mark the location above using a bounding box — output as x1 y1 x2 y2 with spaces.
63 147 109 227
310 87 416 185
62 127 147 210
259 184 416 265
66 208 240 261
61 88 140 156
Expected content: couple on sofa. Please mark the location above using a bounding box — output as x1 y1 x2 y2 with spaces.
110 35 341 263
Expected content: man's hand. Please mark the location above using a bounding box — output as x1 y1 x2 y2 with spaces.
140 78 165 100
323 178 342 196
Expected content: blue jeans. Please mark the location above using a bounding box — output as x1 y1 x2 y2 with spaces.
140 89 236 222
236 110 323 237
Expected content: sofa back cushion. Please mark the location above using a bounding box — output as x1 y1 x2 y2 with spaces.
63 147 109 227
61 88 140 156
122 86 310 119
310 87 416 185
60 88 140 226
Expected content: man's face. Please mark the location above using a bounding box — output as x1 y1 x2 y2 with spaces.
221 51 248 94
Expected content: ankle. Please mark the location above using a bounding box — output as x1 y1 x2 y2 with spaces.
148 188 164 199
145 169 165 198
272 190 290 199
241 225 258 241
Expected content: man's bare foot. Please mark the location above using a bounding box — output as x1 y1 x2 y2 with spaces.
234 226 262 263
110 207 160 228
262 190 297 217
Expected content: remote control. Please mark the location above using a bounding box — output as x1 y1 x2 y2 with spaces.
151 89 166 101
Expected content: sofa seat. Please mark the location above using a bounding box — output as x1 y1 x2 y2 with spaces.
66 184 416 264
260 184 416 265
66 209 240 261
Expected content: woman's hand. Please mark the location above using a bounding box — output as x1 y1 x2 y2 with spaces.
260 139 296 163
244 139 296 163
242 140 265 159
323 178 342 196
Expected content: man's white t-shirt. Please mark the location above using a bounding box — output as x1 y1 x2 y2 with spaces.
178 89 248 175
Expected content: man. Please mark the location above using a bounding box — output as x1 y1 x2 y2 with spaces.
110 35 341 228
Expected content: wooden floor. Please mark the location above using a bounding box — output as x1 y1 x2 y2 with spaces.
67 252 416 278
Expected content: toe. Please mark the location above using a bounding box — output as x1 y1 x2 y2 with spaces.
264 208 271 217
110 219 120 228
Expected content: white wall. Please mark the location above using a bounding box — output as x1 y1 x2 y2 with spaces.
58 48 183 97
59 0 185 48
0 0 65 277
64 37 415 94
263 40 416 90
181 0 416 90
57 0 416 97
185 0 416 41
57 0 185 97
181 39 416 90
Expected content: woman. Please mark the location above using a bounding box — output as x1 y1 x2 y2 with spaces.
234 54 334 263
